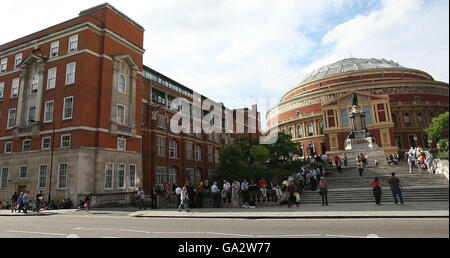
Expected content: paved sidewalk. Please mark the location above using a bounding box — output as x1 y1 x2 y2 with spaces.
129 202 449 219
0 209 78 216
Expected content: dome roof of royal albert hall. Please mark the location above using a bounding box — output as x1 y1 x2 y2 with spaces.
302 58 403 83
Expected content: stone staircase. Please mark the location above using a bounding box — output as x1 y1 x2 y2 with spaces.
299 161 449 204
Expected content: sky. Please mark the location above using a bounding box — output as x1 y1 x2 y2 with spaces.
1 0 448 129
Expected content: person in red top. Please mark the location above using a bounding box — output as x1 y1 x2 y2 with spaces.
334 155 340 167
371 177 382 205
258 178 268 204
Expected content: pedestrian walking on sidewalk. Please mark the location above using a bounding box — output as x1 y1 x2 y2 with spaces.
175 185 182 208
34 191 43 212
318 177 328 206
211 182 220 208
22 191 30 214
10 192 18 213
178 187 190 212
388 173 404 205
17 192 24 213
84 193 92 213
371 177 382 205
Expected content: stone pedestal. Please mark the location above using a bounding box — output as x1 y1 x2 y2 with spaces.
344 105 387 166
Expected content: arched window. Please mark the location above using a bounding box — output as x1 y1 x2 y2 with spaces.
298 125 303 138
290 127 294 139
417 112 424 126
118 74 126 94
308 123 314 136
319 121 324 135
392 113 398 127
404 113 411 127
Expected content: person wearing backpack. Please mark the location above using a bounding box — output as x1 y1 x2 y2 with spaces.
371 177 382 205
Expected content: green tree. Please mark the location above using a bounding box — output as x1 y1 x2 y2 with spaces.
267 131 300 168
424 112 449 143
249 145 270 164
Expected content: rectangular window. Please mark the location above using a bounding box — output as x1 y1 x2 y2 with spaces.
169 167 177 185
155 167 167 185
118 164 125 188
63 96 73 120
129 165 136 188
327 110 335 127
14 53 22 68
1 167 7 190
195 145 202 161
0 82 4 101
117 105 125 124
44 100 54 122
157 115 166 129
186 169 194 183
42 137 51 150
156 136 165 156
50 41 59 57
27 106 36 124
208 146 214 162
364 106 372 124
377 104 386 122
68 35 78 52
4 142 12 153
341 108 348 127
117 138 126 150
19 166 27 179
186 142 193 160
58 163 67 189
105 163 114 189
65 62 76 85
31 74 39 93
0 58 7 72
169 140 178 158
39 165 47 189
61 134 71 148
47 67 57 89
7 108 16 129
22 140 31 152
11 78 19 98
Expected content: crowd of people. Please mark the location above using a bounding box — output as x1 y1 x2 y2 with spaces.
405 147 435 174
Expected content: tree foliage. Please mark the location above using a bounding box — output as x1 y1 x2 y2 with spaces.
425 112 449 141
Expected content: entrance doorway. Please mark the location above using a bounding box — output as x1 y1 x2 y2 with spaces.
17 185 27 193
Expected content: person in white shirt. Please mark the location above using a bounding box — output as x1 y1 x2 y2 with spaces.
211 182 219 208
178 187 190 212
175 186 182 208
231 180 240 200
222 180 231 204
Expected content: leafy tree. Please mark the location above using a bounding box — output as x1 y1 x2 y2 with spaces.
425 112 449 144
267 131 300 168
249 145 270 164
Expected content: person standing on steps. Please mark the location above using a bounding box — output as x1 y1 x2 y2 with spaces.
318 177 329 206
343 153 348 167
371 177 382 205
408 154 415 174
357 158 364 177
388 173 404 205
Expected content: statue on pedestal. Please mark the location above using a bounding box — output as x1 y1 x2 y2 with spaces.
350 92 358 106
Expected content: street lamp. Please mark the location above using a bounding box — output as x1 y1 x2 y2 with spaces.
29 119 55 205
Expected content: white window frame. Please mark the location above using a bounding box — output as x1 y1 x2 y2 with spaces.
0 82 4 101
68 34 78 52
117 163 126 189
117 137 126 150
169 140 178 159
117 104 126 124
155 167 167 185
60 134 71 148
208 146 214 162
157 115 166 129
63 96 73 120
31 74 39 93
19 165 28 179
129 164 136 188
44 100 54 123
169 167 178 185
42 137 51 150
27 106 36 124
11 78 19 98
7 108 16 129
57 163 68 189
186 141 193 160
22 139 31 152
156 136 165 156
118 74 126 94
195 145 202 161
47 67 57 89
0 58 7 72
65 62 76 85
14 53 22 68
4 142 12 153
50 41 59 58
104 163 114 190
38 164 48 189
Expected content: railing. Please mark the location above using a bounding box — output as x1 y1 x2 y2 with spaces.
91 191 138 208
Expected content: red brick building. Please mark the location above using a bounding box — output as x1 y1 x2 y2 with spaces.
267 58 449 157
0 3 259 203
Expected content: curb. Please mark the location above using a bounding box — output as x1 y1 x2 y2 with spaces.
130 215 449 219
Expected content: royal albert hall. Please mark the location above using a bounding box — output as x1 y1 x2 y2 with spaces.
266 58 449 157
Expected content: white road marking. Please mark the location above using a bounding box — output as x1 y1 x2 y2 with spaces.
66 234 80 238
6 230 66 236
206 232 254 237
256 234 322 238
366 234 380 238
